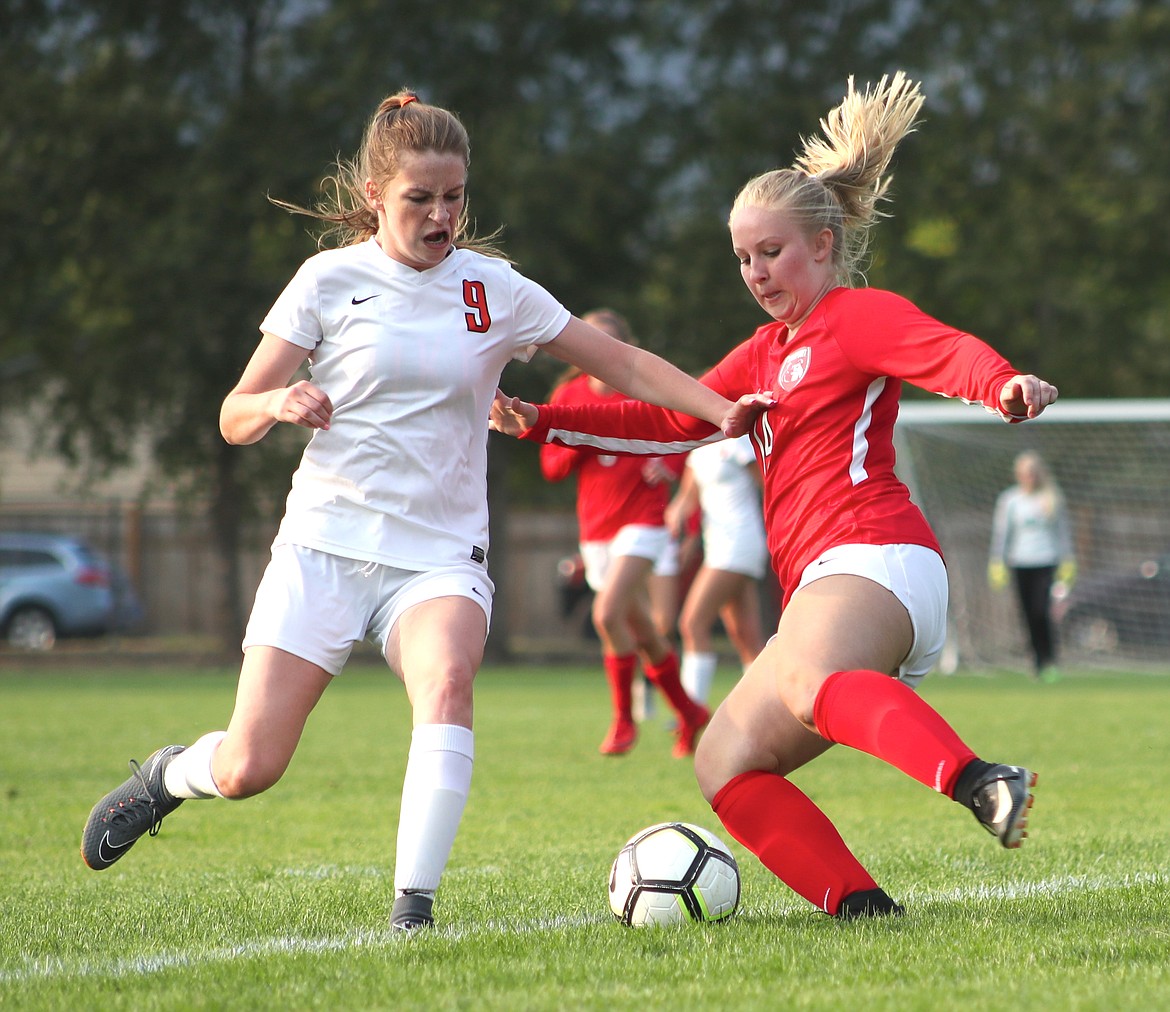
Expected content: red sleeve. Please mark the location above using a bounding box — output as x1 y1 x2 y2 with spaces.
830 289 1019 415
520 340 757 452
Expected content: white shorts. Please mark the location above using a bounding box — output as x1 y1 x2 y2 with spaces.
702 519 769 580
243 544 494 675
791 543 948 688
580 524 677 593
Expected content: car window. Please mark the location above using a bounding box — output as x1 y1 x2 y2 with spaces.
0 548 66 570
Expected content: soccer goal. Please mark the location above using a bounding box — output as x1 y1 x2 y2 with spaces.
894 399 1170 672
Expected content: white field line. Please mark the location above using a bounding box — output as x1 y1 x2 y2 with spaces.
2 871 1167 986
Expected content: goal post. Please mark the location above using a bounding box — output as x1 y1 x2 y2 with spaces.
893 399 1170 672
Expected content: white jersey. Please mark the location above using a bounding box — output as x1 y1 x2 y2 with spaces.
686 436 768 578
687 436 759 522
259 239 570 570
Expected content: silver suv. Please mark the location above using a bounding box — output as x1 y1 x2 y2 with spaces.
0 532 116 649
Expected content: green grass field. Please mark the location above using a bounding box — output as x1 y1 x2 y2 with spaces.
2 662 1167 1010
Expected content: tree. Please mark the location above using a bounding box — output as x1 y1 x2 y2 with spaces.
871 0 1170 396
2 0 334 645
4 0 1169 651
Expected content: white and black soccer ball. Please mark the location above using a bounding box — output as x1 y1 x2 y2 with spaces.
608 822 740 927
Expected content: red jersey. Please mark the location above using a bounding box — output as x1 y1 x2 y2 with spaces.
540 374 684 542
524 288 1022 604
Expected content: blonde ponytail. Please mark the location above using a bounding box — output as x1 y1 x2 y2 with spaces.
730 72 924 286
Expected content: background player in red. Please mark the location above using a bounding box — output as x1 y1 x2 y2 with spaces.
493 72 1058 918
542 308 709 757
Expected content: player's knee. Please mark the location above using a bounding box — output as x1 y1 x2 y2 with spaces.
212 751 285 799
693 736 723 804
590 598 624 639
409 662 475 719
676 609 701 647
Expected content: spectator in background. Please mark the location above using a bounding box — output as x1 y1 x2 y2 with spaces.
665 435 769 706
989 451 1075 682
541 308 709 757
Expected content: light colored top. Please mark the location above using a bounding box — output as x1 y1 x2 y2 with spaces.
686 436 762 537
990 487 1072 568
260 239 569 570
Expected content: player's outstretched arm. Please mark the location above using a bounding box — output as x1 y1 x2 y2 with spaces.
544 316 733 427
998 374 1058 420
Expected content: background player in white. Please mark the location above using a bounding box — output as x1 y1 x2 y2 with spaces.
493 73 1058 918
80 90 738 931
665 435 769 706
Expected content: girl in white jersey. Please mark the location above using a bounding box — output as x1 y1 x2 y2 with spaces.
493 74 1059 919
80 90 739 930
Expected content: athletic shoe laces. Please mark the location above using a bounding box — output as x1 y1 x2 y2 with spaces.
108 758 165 837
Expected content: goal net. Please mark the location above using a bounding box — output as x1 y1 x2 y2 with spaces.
894 399 1170 672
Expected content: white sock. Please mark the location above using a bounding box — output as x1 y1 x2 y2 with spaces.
680 651 717 705
163 731 227 799
394 724 474 895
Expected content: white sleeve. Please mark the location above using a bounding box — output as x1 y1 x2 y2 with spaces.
258 260 322 351
508 269 571 362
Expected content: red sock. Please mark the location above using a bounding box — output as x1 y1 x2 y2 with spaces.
812 669 977 796
603 653 636 723
712 770 877 915
643 651 702 721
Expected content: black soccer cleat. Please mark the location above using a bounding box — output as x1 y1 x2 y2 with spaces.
390 891 435 931
81 745 186 870
969 764 1037 849
835 888 905 920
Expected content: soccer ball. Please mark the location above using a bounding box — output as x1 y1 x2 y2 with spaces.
608 822 740 927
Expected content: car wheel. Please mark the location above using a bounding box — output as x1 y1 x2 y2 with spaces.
1065 614 1120 655
5 606 58 650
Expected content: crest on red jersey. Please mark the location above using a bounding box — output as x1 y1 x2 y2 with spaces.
777 346 811 392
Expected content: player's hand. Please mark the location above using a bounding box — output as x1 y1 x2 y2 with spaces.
999 374 1058 420
641 458 675 486
272 380 332 430
988 560 1009 591
490 388 539 435
721 392 775 438
1057 560 1077 588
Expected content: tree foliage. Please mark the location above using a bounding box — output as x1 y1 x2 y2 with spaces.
3 0 1169 638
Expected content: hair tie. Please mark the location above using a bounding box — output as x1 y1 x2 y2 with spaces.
399 94 418 108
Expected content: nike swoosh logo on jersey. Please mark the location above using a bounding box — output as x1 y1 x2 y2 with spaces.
97 830 135 864
351 294 381 305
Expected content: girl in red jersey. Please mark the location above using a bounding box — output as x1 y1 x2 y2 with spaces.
543 309 709 757
493 73 1057 918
